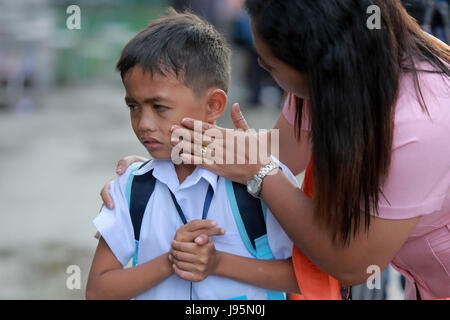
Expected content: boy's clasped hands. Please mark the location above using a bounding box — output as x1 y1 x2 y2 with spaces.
168 220 226 282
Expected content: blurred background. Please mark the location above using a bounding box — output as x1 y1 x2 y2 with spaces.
0 0 447 300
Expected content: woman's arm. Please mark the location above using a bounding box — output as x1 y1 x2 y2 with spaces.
258 169 420 285
171 114 421 285
86 237 173 300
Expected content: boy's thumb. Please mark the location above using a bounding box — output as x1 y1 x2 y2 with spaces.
194 234 209 246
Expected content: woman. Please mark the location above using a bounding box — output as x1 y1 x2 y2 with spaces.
101 0 449 299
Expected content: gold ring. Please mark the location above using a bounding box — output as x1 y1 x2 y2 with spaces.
201 146 207 158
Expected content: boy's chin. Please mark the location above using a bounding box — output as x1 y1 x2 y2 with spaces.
146 151 171 161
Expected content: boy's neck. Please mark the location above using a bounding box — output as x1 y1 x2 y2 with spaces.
174 163 196 184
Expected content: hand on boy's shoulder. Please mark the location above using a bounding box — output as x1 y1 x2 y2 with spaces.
115 155 149 175
100 155 149 210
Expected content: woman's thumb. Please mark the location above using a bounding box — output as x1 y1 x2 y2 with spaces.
231 103 249 131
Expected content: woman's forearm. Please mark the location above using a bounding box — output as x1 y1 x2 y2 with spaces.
259 169 420 285
213 251 300 294
86 253 173 300
259 169 370 283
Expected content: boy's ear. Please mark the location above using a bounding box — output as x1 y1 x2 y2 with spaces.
205 89 227 124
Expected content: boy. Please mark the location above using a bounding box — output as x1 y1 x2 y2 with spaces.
86 9 300 300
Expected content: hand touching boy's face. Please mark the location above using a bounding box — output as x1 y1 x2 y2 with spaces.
122 65 226 160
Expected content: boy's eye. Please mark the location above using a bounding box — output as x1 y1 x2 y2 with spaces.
126 105 137 111
154 104 168 111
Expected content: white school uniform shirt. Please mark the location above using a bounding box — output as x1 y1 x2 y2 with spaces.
94 157 298 300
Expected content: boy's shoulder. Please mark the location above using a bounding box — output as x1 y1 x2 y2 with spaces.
116 160 151 181
110 160 153 196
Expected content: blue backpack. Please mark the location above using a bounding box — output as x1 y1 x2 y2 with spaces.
125 160 286 300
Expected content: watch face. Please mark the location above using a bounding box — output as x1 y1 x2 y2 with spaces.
247 177 260 194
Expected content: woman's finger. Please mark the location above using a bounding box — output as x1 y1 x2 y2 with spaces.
179 118 214 132
231 103 249 131
171 126 225 146
180 152 216 169
174 140 208 158
116 155 149 175
100 178 115 209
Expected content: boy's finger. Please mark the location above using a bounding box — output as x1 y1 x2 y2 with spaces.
94 232 100 239
170 248 197 264
172 264 197 282
174 260 201 274
189 228 225 242
194 234 209 245
185 219 218 232
171 240 198 254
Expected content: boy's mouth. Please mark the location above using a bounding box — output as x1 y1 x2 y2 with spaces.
141 137 163 150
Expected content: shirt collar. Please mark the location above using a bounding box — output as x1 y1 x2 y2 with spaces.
132 159 219 193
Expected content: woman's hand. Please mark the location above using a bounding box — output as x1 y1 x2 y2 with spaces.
100 155 149 209
94 155 149 239
169 220 225 282
170 103 272 184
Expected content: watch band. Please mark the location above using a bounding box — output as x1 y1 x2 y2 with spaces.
247 160 280 198
256 161 279 180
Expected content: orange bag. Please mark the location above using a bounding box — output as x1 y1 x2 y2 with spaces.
289 159 343 300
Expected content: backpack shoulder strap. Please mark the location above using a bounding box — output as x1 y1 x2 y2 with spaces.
225 179 271 259
225 179 286 300
125 160 155 241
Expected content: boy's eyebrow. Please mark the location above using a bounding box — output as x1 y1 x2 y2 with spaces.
125 95 172 104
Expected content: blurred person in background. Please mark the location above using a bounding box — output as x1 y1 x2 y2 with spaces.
231 8 277 106
423 0 450 43
402 0 449 43
401 0 428 24
171 0 223 26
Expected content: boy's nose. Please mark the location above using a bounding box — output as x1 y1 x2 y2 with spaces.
138 108 157 131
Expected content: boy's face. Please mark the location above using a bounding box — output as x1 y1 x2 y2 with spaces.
123 65 212 160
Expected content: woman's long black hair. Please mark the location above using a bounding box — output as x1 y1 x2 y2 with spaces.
246 0 450 245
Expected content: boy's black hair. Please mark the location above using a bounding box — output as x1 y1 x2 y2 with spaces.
116 8 231 96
